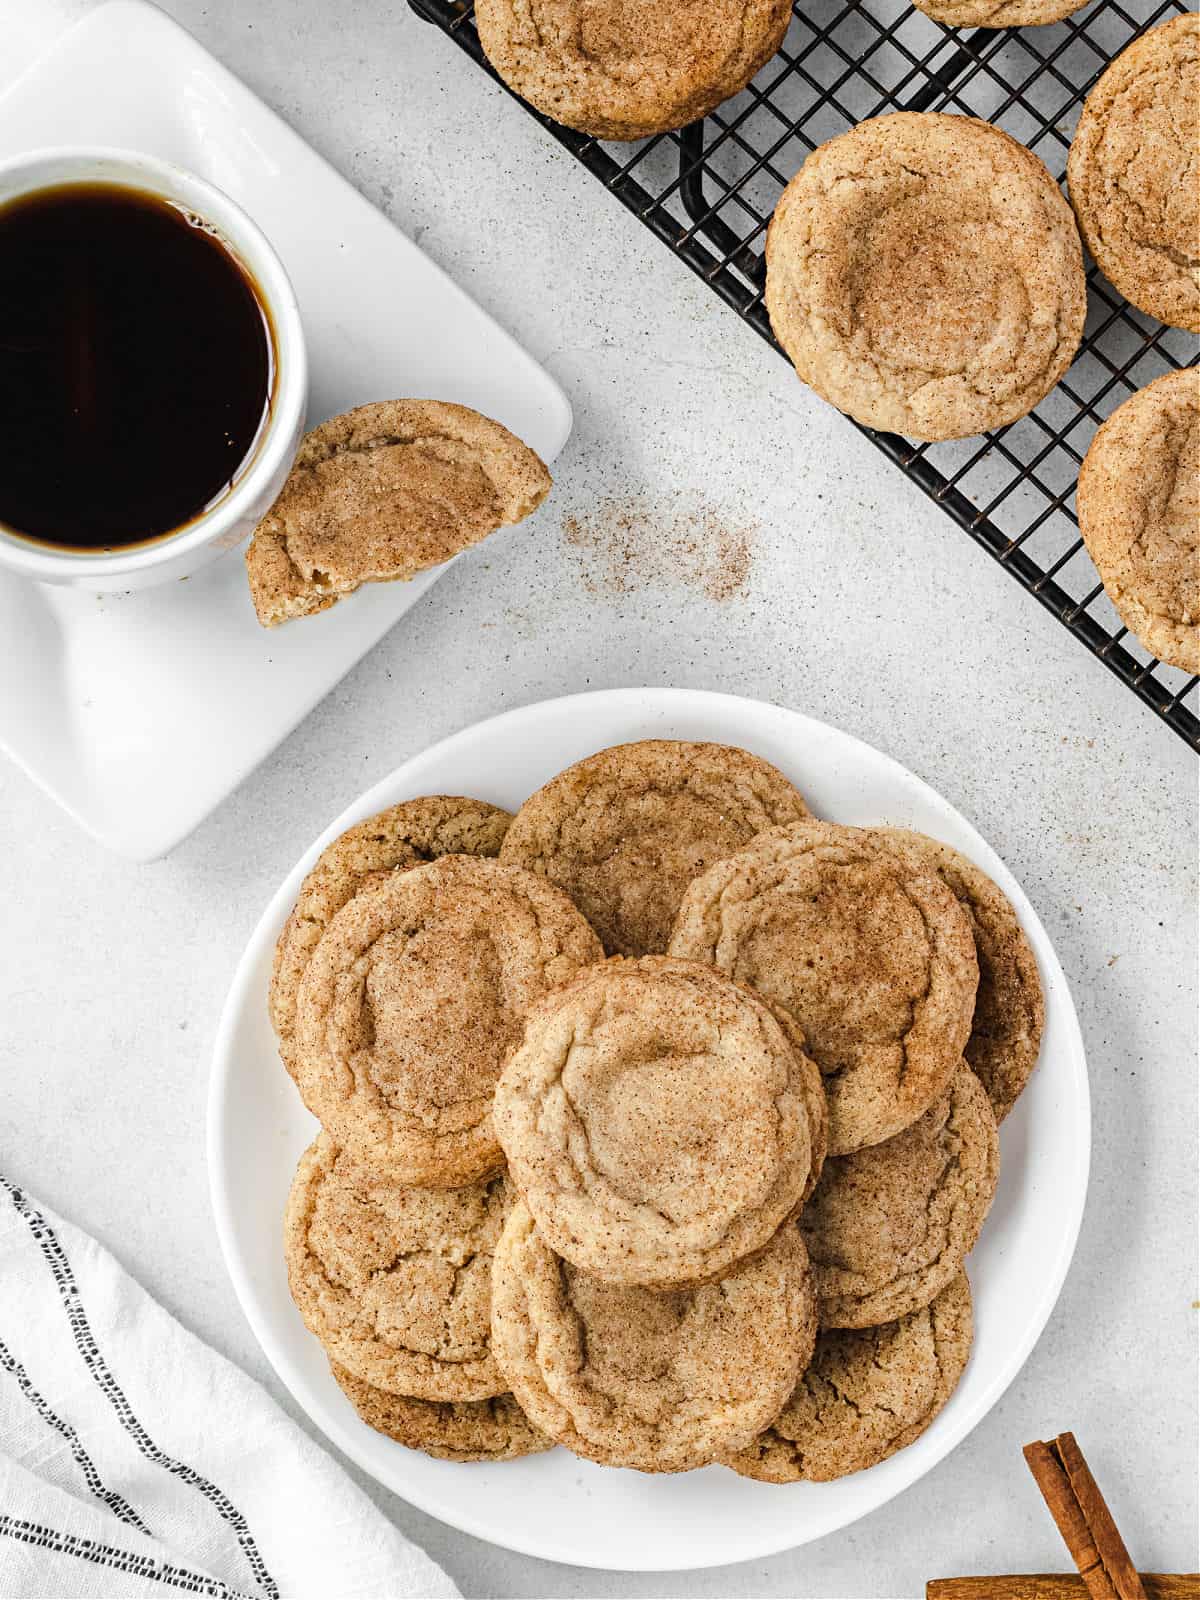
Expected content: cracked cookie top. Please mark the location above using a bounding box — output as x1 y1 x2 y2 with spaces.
669 820 979 1155
284 1135 509 1400
499 739 809 957
245 400 551 626
726 1270 972 1482
1068 14 1199 334
801 1061 998 1328
1076 367 1199 676
270 796 512 1082
765 112 1086 440
474 0 793 142
490 1199 816 1472
291 854 603 1185
494 956 826 1288
871 828 1044 1122
329 1365 552 1462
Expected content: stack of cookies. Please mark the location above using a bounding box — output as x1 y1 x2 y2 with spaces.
274 739 1043 1480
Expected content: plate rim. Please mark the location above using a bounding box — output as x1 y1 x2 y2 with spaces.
208 685 1091 1571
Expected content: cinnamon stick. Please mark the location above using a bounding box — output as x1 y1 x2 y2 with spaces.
928 1577 1197 1600
1024 1440 1113 1599
1055 1434 1148 1600
1023 1434 1148 1600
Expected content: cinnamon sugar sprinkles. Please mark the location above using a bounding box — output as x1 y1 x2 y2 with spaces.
561 492 757 602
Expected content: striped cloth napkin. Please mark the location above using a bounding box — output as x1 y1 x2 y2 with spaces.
0 1177 458 1600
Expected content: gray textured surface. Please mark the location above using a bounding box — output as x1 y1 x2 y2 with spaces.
1 3 1196 1594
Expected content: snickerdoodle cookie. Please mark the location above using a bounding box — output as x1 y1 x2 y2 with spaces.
284 1136 507 1398
292 855 602 1185
669 820 979 1155
913 0 1085 25
494 957 825 1288
474 0 792 142
499 739 808 957
726 1272 972 1483
490 1200 816 1472
764 997 830 1210
1076 368 1199 675
330 1365 551 1462
801 1062 998 1329
1068 15 1199 333
873 829 1044 1122
270 796 511 1081
765 113 1086 440
245 401 551 626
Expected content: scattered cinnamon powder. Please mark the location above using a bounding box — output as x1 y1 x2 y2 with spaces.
561 493 755 602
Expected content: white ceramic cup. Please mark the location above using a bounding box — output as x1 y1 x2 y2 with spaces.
0 147 307 591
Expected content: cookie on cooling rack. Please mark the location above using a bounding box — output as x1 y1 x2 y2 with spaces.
1076 368 1199 676
765 112 1086 441
912 0 1088 26
474 0 793 141
1068 14 1199 333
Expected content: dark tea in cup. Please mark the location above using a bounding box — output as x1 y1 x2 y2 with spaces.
0 181 274 552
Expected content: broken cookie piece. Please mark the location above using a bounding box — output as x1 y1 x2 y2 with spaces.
245 399 551 626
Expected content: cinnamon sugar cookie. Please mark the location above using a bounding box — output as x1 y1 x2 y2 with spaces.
270 796 511 1081
490 1200 816 1472
873 829 1044 1122
500 739 808 957
913 0 1086 24
245 400 551 626
284 1136 508 1398
726 1272 972 1483
474 0 793 141
330 1364 551 1462
801 1062 998 1329
292 855 602 1185
669 820 979 1155
1076 368 1199 675
494 956 824 1288
1068 15 1199 333
766 112 1086 440
765 998 830 1211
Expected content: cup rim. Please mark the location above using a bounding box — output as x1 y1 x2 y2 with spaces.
0 144 306 581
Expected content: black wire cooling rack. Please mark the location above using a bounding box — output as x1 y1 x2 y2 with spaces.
409 0 1198 749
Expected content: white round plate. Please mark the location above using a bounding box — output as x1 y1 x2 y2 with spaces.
209 687 1090 1572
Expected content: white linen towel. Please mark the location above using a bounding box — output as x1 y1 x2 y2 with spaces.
0 1176 459 1600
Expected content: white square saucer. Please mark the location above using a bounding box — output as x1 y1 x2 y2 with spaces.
0 0 572 860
